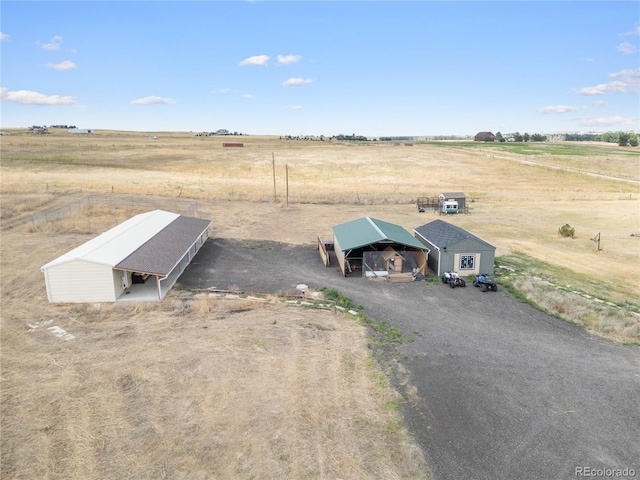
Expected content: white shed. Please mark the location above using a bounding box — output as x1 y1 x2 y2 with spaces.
41 210 211 303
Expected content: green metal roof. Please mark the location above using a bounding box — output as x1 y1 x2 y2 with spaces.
332 217 428 251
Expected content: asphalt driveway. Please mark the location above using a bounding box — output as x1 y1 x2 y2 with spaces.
179 238 640 480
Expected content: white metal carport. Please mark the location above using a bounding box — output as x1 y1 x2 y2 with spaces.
41 210 211 303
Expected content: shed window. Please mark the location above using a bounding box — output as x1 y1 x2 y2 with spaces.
460 255 475 270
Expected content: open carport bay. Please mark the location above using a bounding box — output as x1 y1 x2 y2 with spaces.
178 238 640 480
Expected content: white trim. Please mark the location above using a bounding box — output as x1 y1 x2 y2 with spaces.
366 216 387 240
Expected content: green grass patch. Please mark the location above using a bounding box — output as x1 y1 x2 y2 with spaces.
320 287 412 347
423 141 638 157
320 287 358 310
496 252 640 344
496 252 639 311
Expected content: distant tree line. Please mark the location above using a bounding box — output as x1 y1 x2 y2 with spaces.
379 136 413 141
494 131 638 146
280 134 371 141
281 135 327 141
493 132 547 143
334 134 369 141
193 130 244 136
562 131 638 146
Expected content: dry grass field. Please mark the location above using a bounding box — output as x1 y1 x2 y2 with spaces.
1 129 639 478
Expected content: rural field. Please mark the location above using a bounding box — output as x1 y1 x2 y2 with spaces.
1 129 639 478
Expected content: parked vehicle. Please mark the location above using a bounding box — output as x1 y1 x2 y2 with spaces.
473 273 498 292
441 271 466 288
441 200 459 214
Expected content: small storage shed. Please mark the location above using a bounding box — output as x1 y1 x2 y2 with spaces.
332 217 429 279
440 192 466 211
41 210 211 303
414 219 495 277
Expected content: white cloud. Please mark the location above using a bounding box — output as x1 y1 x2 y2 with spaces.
45 60 77 71
538 105 584 114
241 94 255 99
578 116 636 127
617 42 637 55
622 24 640 36
277 54 301 65
576 68 639 95
41 35 63 51
0 87 74 105
130 96 176 105
287 105 303 110
211 88 233 94
239 55 270 66
0 32 9 42
282 77 313 87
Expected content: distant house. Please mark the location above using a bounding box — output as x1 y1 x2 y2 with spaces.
414 220 496 276
68 128 93 134
29 126 49 135
474 132 495 142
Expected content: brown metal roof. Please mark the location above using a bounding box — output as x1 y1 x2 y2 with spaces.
115 216 211 275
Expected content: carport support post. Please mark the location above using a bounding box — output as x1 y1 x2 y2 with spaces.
272 153 277 203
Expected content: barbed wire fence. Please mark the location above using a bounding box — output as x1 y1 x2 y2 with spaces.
30 195 198 231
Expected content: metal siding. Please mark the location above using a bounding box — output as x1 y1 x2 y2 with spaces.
479 250 496 275
441 250 456 275
44 260 116 303
447 238 495 275
332 218 383 251
333 235 347 276
333 217 427 252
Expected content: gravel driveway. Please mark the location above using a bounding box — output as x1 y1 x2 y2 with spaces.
179 238 640 480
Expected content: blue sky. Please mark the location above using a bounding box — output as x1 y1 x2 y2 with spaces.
1 1 639 136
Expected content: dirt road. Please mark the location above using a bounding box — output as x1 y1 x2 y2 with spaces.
179 238 640 480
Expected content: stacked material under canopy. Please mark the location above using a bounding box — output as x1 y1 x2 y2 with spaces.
331 217 429 278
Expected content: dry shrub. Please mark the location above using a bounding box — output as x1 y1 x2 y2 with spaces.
191 295 217 314
0 193 54 219
82 204 117 217
28 217 94 234
550 299 568 315
129 301 158 316
622 323 639 338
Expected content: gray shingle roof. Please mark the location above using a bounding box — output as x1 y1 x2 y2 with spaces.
116 216 211 275
441 192 466 198
414 220 494 249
